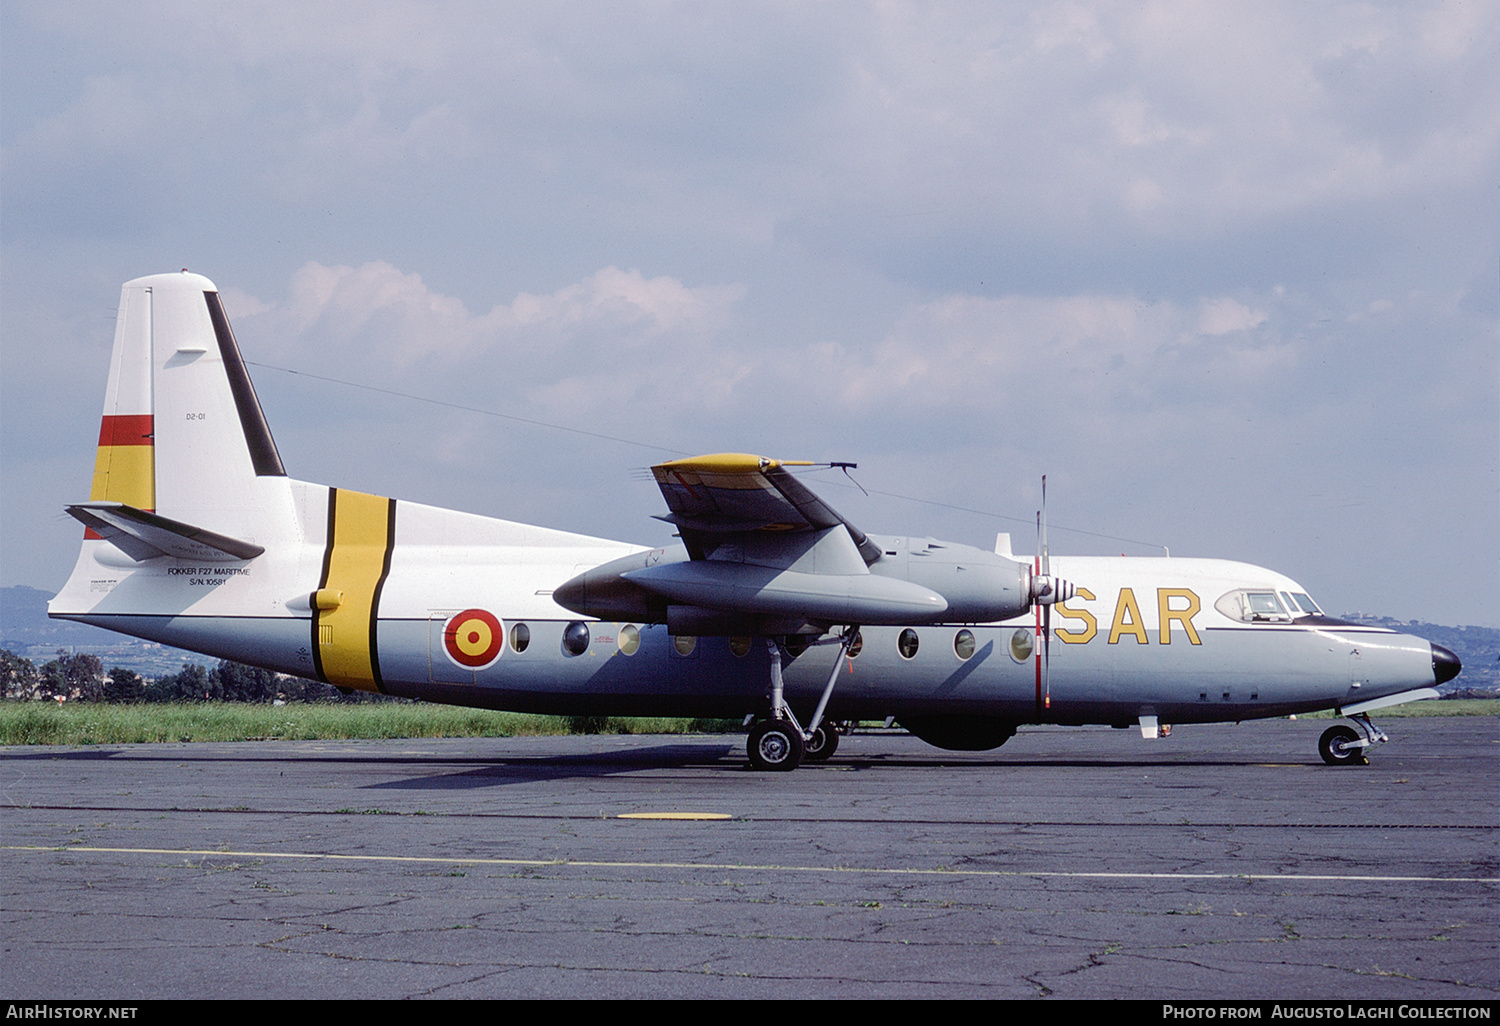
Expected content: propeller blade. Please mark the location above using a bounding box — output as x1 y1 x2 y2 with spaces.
1044 602 1052 710
1034 510 1043 718
1041 476 1050 710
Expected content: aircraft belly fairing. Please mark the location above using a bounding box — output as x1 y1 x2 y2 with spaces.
48 272 1460 770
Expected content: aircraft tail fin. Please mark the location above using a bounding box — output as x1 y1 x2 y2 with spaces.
84 271 292 548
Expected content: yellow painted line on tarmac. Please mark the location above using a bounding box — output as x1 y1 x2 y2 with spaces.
617 812 732 820
5 846 1496 884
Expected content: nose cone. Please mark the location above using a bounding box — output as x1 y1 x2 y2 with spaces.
1431 643 1461 686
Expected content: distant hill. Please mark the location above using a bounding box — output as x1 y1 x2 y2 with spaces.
4 585 1496 691
1 586 207 677
1337 613 1499 695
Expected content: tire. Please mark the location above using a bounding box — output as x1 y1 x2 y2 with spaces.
1318 724 1365 766
804 724 839 762
748 719 805 771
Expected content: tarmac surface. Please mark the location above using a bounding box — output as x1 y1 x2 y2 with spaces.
2 717 1496 1000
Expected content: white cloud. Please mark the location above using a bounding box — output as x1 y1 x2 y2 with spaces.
237 261 744 366
824 291 1288 418
1197 298 1267 336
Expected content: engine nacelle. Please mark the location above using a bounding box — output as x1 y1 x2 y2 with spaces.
553 532 1040 629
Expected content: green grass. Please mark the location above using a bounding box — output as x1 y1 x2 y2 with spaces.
0 698 1492 747
0 702 741 746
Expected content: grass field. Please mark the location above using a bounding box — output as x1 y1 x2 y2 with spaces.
0 698 1494 746
0 702 741 746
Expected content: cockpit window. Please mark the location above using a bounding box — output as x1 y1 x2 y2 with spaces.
1247 592 1285 617
1278 590 1324 617
1215 589 1293 623
1289 592 1322 615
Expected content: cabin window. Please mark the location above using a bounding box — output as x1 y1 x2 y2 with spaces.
1009 629 1034 662
729 636 752 657
672 635 697 657
562 621 590 656
509 622 530 654
898 628 919 660
953 629 976 661
845 629 863 659
617 624 640 656
784 635 810 658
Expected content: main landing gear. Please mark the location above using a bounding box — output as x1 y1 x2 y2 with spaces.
1317 712 1388 766
746 629 856 771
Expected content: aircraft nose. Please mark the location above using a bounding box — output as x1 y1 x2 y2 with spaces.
1431 642 1461 686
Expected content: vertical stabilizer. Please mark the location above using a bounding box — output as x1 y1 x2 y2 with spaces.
146 272 284 509
101 272 292 544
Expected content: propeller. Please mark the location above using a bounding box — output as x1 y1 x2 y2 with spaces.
1030 475 1076 716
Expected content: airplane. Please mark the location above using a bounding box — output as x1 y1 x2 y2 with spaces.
49 271 1462 770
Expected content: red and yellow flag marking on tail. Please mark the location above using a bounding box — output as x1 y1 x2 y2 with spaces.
313 488 397 692
86 414 155 536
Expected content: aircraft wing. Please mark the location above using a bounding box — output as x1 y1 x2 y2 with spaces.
651 454 882 565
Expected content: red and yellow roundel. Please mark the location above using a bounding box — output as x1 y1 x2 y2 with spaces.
443 608 504 669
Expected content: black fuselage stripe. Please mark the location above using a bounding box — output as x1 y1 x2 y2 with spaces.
367 498 398 692
311 487 337 683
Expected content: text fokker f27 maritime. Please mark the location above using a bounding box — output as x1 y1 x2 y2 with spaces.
51 272 1462 770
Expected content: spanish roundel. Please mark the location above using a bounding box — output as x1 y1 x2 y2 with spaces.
443 608 504 670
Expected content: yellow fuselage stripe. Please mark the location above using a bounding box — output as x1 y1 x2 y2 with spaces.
315 488 395 692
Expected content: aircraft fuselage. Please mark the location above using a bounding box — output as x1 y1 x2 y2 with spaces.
52 479 1440 727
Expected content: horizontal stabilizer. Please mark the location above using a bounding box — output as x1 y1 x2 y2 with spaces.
65 502 264 562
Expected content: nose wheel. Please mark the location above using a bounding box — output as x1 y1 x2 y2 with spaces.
1318 724 1366 765
1318 711 1387 766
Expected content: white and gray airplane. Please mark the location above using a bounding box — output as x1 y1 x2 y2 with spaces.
50 272 1462 770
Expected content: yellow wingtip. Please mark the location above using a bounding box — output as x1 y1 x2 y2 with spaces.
653 453 814 474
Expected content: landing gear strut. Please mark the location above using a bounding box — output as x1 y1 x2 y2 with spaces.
745 629 858 771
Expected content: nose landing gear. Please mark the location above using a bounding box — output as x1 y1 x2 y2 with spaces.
1318 712 1388 766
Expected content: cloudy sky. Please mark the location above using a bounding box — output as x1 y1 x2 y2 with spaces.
3 1 1496 627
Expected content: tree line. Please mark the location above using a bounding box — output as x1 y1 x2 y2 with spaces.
0 648 388 703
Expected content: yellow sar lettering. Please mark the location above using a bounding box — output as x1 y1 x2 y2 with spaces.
1108 588 1149 645
1054 588 1097 644
1054 587 1202 646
